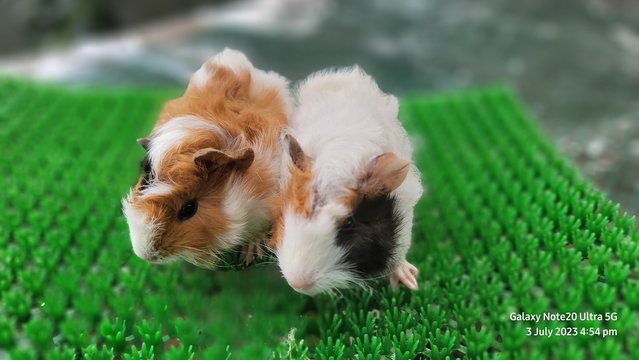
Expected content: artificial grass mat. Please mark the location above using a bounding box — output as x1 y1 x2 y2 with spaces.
1 77 638 359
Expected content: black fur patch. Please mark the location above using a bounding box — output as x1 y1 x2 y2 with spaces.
138 155 152 190
335 194 401 277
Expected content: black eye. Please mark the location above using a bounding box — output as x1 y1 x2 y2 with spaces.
138 157 153 191
140 158 151 174
343 216 355 228
178 199 198 221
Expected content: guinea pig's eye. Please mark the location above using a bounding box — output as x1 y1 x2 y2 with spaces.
343 216 355 228
177 199 198 221
140 156 152 174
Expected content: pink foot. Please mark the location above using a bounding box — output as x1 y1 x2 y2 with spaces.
242 242 265 265
390 261 419 291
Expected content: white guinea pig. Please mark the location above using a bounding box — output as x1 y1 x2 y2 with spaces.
122 49 290 268
270 67 424 295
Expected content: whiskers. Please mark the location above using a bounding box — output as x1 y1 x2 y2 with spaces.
305 266 390 297
176 243 277 270
361 269 394 282
176 245 221 269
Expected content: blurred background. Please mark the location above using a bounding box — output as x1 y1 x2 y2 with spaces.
1 0 638 214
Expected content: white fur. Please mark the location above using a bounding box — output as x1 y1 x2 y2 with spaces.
148 116 227 173
277 206 356 296
211 48 290 103
191 48 292 116
210 48 254 74
191 65 212 88
248 68 292 115
138 181 173 198
279 67 424 293
188 48 249 89
122 195 159 261
291 67 419 201
217 177 272 251
215 122 283 253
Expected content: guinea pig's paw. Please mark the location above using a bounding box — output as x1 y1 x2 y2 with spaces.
242 243 255 264
390 260 419 291
242 242 265 265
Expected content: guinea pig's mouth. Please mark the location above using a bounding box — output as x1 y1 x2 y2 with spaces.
137 249 177 265
148 255 178 265
290 281 328 296
177 251 220 269
287 273 365 296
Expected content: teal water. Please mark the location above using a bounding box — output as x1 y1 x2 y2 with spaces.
4 0 639 213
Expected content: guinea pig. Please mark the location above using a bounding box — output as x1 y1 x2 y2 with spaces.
122 48 291 268
270 67 424 295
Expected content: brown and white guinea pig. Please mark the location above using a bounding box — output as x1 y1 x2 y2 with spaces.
122 48 291 268
270 67 424 295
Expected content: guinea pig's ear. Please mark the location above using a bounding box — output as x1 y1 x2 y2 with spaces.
284 134 309 172
358 153 409 197
137 138 150 151
193 147 255 174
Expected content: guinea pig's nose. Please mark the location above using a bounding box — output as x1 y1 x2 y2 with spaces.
139 251 160 262
287 276 314 291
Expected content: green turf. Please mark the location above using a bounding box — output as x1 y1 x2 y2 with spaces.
1 77 637 359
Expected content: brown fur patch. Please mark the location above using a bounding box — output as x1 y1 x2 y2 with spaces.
269 163 314 249
268 207 284 250
130 61 288 264
287 165 313 218
338 188 360 210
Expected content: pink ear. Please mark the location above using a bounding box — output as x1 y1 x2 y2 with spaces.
284 134 309 171
193 147 254 174
137 138 150 151
359 153 409 196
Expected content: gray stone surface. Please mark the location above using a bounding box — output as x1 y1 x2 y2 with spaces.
1 0 638 214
